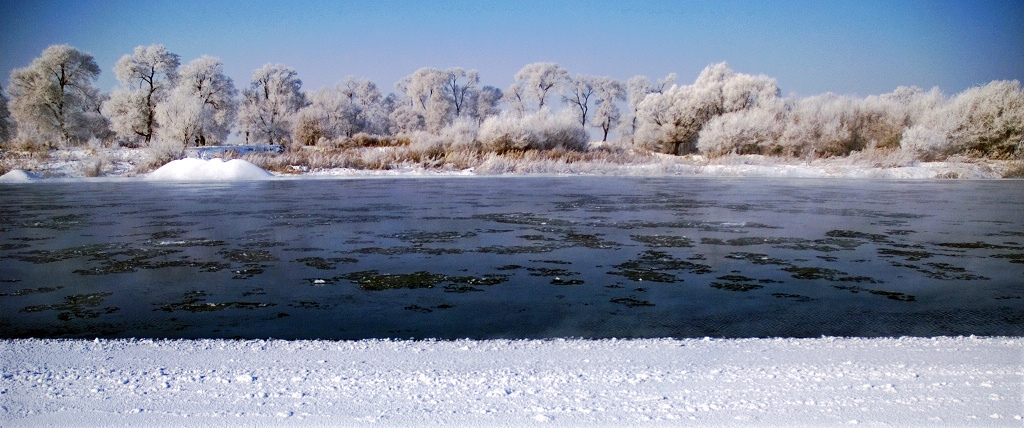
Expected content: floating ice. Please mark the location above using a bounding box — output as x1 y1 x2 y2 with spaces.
146 158 272 181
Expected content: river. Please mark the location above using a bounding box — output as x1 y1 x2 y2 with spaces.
1 177 1021 339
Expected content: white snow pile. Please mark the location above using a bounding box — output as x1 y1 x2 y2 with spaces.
146 158 272 181
0 169 39 183
1 336 1020 426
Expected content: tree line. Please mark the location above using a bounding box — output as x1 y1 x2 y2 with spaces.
1 44 1021 161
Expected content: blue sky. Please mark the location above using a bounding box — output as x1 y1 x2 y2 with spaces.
2 0 1022 98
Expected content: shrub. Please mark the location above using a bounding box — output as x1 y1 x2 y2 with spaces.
478 109 586 153
698 103 787 157
947 80 1024 159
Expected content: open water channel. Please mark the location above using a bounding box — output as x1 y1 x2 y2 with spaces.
1 177 1022 339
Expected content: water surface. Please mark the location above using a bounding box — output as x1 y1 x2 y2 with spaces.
1 177 1021 339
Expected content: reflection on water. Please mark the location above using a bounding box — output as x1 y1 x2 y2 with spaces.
1 177 1022 339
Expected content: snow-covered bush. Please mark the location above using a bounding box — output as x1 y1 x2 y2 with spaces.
440 117 480 152
478 112 539 153
899 80 1023 160
404 131 447 162
534 109 589 151
698 101 787 156
290 106 327 148
478 109 586 153
777 94 863 157
945 80 1024 158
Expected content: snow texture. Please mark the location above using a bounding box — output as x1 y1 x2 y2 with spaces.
146 158 272 181
1 337 1020 426
0 169 38 183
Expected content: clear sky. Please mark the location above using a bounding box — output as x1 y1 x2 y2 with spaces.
2 0 1022 98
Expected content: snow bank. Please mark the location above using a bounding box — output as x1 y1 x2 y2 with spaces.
1 337 1020 426
0 169 39 183
146 158 273 181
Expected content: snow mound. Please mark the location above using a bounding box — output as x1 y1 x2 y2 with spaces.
146 158 272 181
0 169 39 183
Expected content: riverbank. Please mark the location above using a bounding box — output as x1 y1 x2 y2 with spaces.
2 145 1021 181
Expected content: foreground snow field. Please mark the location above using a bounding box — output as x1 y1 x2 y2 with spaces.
1 337 1020 426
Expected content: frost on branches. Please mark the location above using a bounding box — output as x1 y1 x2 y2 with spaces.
102 44 180 146
7 45 105 145
3 44 1023 167
0 83 12 143
238 64 308 146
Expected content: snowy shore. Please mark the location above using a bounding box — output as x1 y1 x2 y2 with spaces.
2 146 1020 182
2 337 1021 426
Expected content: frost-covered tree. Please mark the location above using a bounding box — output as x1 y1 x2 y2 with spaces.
442 68 479 119
393 67 485 133
562 75 596 128
7 44 105 144
514 63 569 111
389 104 427 134
1 84 15 142
502 83 527 118
292 77 393 146
166 55 237 146
475 86 503 124
340 77 393 135
102 44 180 146
591 77 625 141
619 74 676 141
238 64 308 145
393 68 445 133
155 91 203 149
636 63 778 154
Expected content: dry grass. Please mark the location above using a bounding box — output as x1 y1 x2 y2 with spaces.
240 142 658 175
0 139 54 176
1002 162 1024 178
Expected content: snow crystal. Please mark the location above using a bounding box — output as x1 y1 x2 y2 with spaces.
0 169 39 183
146 158 272 181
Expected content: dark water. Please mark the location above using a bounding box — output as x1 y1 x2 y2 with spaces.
1 177 1022 339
